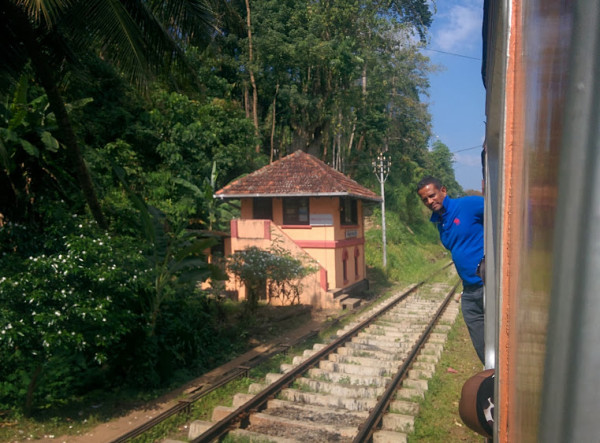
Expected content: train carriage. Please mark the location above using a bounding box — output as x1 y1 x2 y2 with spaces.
482 0 600 441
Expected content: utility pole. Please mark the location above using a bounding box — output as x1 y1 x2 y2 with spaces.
372 152 391 268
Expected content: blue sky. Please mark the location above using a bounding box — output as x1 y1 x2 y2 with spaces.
422 0 486 191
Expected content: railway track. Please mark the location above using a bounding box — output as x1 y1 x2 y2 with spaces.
107 265 459 443
179 271 460 442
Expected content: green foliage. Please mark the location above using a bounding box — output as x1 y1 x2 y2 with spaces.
0 74 72 221
365 207 448 285
424 140 464 197
148 90 262 182
0 0 468 430
113 165 226 334
173 162 239 232
0 215 147 414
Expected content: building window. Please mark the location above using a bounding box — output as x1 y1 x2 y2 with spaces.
340 198 358 225
354 247 360 279
253 198 272 220
283 198 309 225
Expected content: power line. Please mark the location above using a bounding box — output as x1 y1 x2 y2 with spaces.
452 145 482 153
421 47 481 61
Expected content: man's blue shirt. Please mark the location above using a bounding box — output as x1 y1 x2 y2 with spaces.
430 195 484 286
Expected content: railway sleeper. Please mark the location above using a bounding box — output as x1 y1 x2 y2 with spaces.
348 338 415 352
278 388 379 411
292 376 385 398
258 402 367 428
359 330 423 342
367 322 426 334
267 398 369 423
328 353 405 369
246 413 355 442
371 319 430 331
227 428 300 443
341 340 410 357
318 360 390 376
307 367 391 387
335 344 408 360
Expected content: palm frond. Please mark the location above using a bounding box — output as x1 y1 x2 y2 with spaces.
13 0 74 27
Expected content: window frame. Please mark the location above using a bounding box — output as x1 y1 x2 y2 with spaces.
282 197 310 225
253 198 273 220
340 197 358 226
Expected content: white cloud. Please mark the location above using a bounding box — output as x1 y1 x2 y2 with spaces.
433 1 483 52
454 152 482 167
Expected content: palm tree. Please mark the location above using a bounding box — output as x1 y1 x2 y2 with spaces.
0 0 214 228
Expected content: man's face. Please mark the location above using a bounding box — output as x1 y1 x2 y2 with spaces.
417 183 447 213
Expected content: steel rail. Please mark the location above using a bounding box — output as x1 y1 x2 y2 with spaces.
352 280 460 442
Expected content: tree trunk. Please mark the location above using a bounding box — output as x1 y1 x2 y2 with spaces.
347 121 356 160
270 83 279 163
25 364 43 416
13 7 107 229
356 63 368 152
335 110 342 170
245 0 260 153
244 84 250 119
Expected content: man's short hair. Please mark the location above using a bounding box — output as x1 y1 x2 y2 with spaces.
417 176 443 192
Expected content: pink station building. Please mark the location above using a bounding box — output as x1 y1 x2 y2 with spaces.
213 151 382 310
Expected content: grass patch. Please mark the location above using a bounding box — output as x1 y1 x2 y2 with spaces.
409 311 484 442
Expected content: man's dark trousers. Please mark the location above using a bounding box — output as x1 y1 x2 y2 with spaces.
461 285 485 364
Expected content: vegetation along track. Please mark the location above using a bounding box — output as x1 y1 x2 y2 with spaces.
180 270 460 442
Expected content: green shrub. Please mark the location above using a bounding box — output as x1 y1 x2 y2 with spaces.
0 218 147 414
227 246 317 309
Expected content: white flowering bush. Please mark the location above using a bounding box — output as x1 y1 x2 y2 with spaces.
227 246 316 309
0 219 149 413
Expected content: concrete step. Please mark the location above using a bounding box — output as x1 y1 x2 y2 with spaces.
341 297 362 309
187 420 213 440
233 392 255 407
211 405 235 422
373 429 408 443
389 399 419 415
381 412 414 433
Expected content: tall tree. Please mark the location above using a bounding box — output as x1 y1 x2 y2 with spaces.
427 140 463 197
244 0 261 152
0 0 214 227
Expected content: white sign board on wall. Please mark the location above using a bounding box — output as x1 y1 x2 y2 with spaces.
310 213 334 226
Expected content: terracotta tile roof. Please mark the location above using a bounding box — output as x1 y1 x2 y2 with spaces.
214 151 381 202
